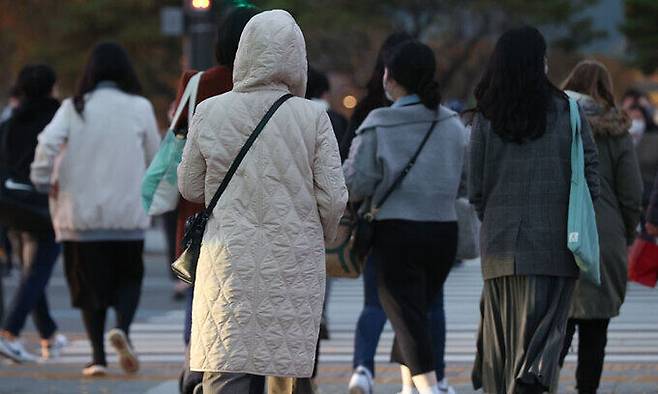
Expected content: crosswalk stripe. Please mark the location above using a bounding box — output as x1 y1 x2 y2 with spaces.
48 260 658 367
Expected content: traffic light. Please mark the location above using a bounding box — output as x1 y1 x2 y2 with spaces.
186 0 212 13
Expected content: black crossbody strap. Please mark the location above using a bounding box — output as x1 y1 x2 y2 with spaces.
204 93 293 215
372 119 438 212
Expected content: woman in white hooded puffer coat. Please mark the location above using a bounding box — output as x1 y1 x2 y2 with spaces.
177 9 348 393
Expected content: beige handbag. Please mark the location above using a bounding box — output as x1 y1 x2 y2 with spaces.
325 207 364 278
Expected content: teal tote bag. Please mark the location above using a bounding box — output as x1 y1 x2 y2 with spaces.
567 97 601 285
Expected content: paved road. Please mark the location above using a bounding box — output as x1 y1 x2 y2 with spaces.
1 226 658 393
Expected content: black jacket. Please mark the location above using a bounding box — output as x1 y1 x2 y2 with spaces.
0 98 60 183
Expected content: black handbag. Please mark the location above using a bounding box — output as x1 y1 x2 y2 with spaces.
351 119 438 260
171 93 294 285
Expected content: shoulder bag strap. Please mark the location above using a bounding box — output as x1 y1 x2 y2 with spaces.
204 93 294 216
568 97 584 182
367 118 438 219
169 71 204 134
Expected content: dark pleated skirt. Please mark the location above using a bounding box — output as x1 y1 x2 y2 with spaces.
472 275 575 394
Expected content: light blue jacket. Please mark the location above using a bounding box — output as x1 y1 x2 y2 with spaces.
343 98 466 222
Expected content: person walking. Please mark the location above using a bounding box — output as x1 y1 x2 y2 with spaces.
627 104 658 209
344 40 465 394
469 27 599 394
30 42 160 377
346 32 457 394
177 9 347 393
557 61 643 394
0 64 66 363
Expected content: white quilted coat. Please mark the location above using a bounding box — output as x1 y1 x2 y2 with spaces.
177 10 347 377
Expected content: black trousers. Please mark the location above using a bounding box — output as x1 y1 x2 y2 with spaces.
373 220 457 376
560 318 610 394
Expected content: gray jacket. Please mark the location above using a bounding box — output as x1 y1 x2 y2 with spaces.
567 92 643 319
344 103 466 222
468 95 600 280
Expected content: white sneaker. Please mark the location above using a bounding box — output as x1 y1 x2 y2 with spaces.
41 333 69 360
0 337 38 363
82 363 107 377
108 328 139 374
438 378 456 394
348 366 373 394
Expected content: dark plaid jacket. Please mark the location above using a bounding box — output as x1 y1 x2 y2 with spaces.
468 95 600 280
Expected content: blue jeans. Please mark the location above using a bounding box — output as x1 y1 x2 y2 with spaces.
352 256 447 380
3 231 60 339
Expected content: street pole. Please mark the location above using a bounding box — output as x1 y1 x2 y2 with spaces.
184 0 218 71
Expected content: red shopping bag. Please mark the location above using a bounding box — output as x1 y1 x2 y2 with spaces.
628 237 658 287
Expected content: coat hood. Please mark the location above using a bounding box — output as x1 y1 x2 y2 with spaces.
232 10 307 97
566 90 630 137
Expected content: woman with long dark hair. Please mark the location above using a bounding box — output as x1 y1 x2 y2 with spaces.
469 27 599 393
345 40 465 394
559 60 643 394
31 42 160 377
339 32 411 159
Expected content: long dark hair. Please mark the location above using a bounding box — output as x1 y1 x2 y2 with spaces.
215 6 261 68
340 32 412 158
73 42 142 115
475 26 564 143
385 40 441 109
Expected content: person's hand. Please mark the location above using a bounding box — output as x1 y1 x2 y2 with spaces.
646 222 658 237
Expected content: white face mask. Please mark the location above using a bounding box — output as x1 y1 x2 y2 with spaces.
629 119 646 144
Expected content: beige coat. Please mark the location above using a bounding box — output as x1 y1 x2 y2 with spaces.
177 10 347 377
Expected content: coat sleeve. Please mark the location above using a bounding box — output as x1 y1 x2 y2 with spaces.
141 99 161 166
468 114 486 221
30 99 72 192
648 172 658 226
580 111 600 201
177 107 207 204
313 111 348 243
613 135 644 244
342 127 381 203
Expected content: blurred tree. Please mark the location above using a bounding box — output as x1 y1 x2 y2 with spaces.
254 0 605 99
0 0 182 125
621 0 658 74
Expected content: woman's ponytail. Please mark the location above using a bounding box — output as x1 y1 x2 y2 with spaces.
418 79 441 110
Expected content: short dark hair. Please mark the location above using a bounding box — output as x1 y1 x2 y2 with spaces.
385 40 441 109
305 66 330 99
74 42 142 115
215 6 261 68
16 64 56 99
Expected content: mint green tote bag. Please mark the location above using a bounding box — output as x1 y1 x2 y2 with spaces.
567 97 601 285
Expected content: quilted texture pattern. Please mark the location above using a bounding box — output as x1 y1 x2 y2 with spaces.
177 10 347 378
